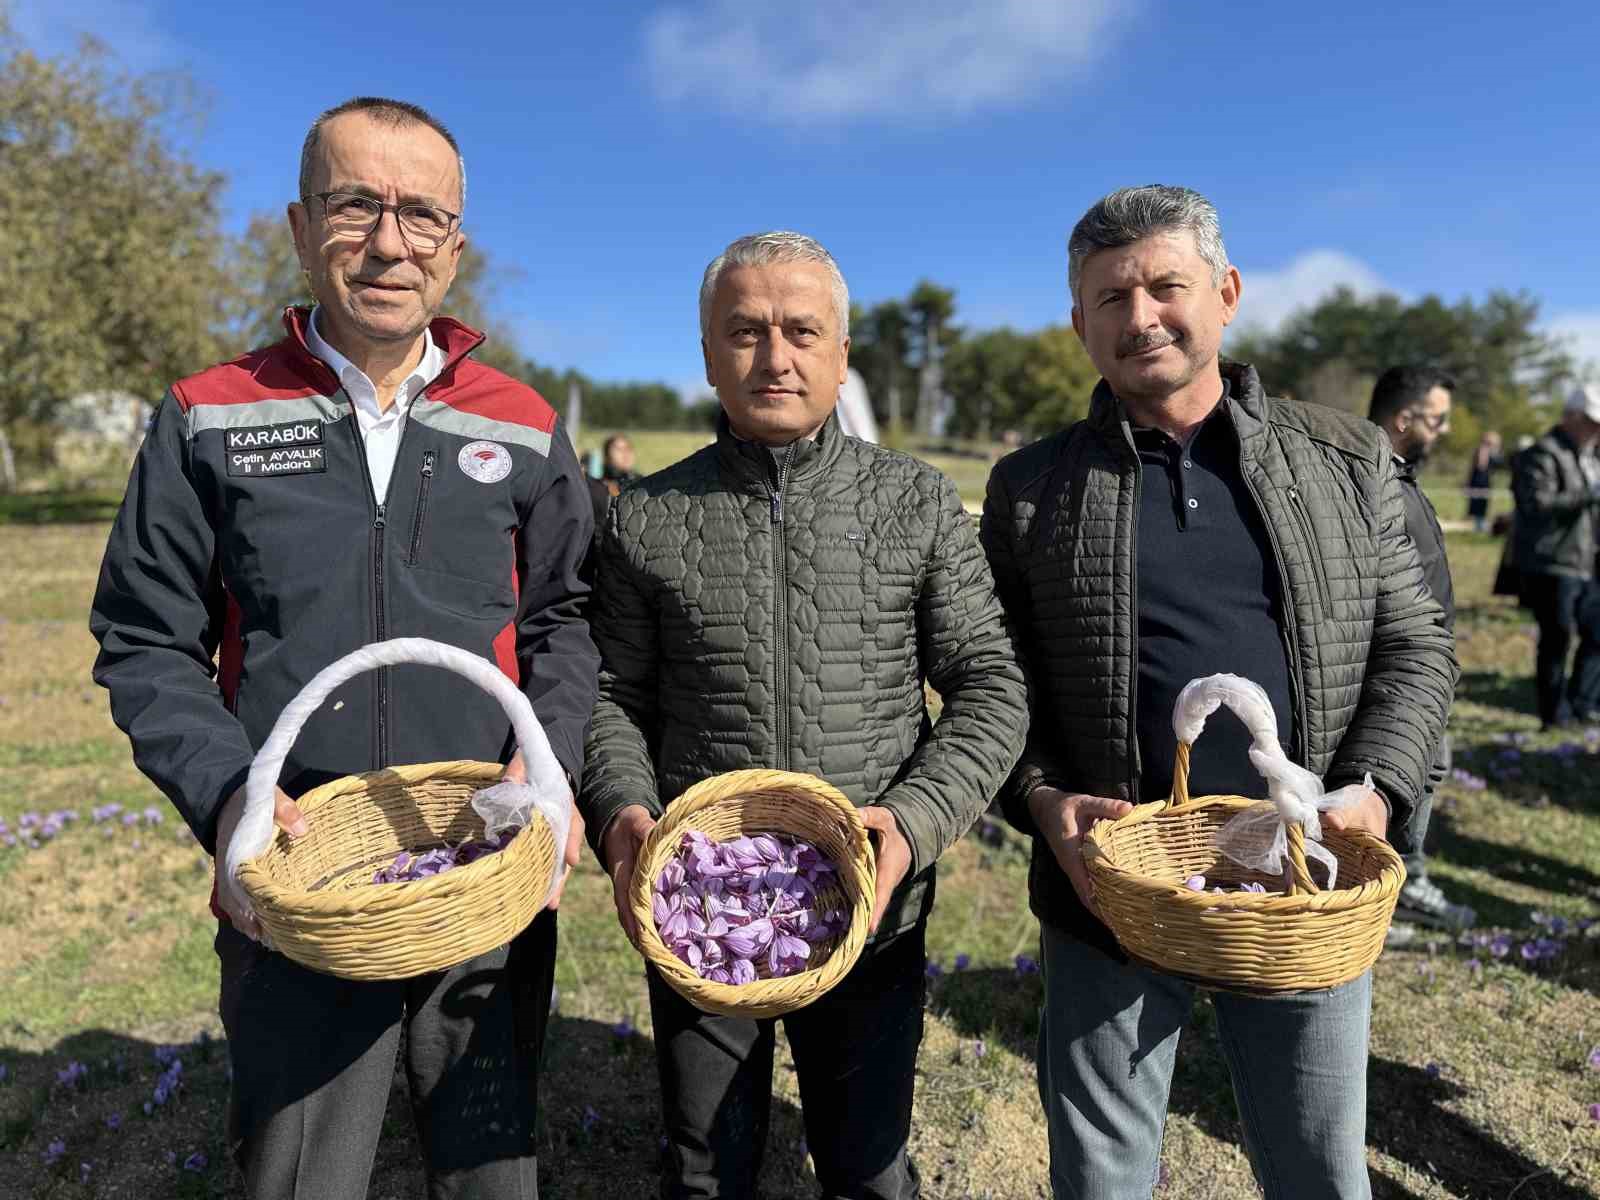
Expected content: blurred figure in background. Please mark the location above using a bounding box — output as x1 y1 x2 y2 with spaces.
1466 430 1503 532
1368 366 1476 942
600 433 640 494
1512 384 1600 728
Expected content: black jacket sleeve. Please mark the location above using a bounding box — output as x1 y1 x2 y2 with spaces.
979 458 1072 838
89 392 256 854
513 421 601 787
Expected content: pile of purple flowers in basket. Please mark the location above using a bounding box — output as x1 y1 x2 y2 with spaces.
371 835 504 884
1184 874 1272 895
653 830 845 984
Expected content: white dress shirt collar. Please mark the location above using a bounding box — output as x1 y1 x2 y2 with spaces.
305 306 444 424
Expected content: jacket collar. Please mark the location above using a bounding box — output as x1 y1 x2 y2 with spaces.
278 305 487 396
1087 360 1270 455
715 408 846 488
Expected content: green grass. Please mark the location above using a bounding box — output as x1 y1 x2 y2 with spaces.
1 473 1598 1197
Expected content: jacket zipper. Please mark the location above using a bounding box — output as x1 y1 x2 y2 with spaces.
1241 464 1308 762
407 450 435 565
349 412 411 770
1125 443 1143 798
1286 485 1330 612
768 446 797 771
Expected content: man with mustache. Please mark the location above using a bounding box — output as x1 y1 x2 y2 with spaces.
90 96 598 1196
981 186 1456 1199
582 231 1026 1199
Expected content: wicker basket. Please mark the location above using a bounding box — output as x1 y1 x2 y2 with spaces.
1084 735 1406 994
627 769 876 1019
232 639 563 981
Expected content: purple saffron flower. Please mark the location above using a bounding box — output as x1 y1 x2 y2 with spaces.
80 1162 92 1184
1587 1047 1600 1071
1590 1103 1600 1124
1489 934 1511 959
729 957 757 985
0 1063 7 1083
106 1113 122 1130
954 953 971 971
612 1017 634 1039
56 1061 87 1088
1015 954 1039 976
973 1038 986 1059
164 1150 177 1166
1183 874 1206 891
924 958 944 980
580 1105 600 1133
153 1045 179 1067
182 1151 207 1171
44 1138 65 1165
1424 1062 1441 1079
143 1101 153 1115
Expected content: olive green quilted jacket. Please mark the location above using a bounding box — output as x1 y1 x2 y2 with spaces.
581 413 1028 936
981 363 1459 943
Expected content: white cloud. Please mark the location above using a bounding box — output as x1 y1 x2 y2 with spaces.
1544 312 1600 379
1229 250 1392 338
643 0 1127 123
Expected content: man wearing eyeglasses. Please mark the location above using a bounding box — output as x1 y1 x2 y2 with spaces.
1367 366 1476 944
90 96 598 1197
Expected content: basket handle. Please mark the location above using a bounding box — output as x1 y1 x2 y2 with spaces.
1168 675 1319 896
1174 742 1319 894
222 637 570 919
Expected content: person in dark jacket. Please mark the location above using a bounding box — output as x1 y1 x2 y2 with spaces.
1368 365 1476 942
982 186 1456 1200
1466 430 1502 532
582 231 1027 1199
89 96 599 1198
1512 384 1600 727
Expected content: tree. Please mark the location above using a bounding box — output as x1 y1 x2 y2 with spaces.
0 30 234 427
1229 287 1574 442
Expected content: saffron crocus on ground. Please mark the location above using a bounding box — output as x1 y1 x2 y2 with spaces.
652 830 842 983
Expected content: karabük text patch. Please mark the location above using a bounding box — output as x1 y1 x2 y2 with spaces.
225 419 327 478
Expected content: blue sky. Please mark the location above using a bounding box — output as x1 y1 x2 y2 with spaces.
14 0 1600 400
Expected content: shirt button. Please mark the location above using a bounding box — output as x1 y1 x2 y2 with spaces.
1182 460 1193 469
1187 498 1199 509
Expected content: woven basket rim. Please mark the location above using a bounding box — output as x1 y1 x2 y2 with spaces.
237 760 552 919
627 769 875 1016
1086 793 1406 912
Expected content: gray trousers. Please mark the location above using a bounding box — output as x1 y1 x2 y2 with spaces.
1037 922 1372 1200
217 911 556 1199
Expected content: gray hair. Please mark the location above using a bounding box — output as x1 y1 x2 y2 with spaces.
699 231 849 342
299 96 467 213
1067 185 1228 300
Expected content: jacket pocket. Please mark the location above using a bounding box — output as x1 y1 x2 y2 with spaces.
1286 485 1331 613
406 450 436 566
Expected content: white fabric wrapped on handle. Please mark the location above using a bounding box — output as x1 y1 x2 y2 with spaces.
222 637 574 928
1171 672 1365 890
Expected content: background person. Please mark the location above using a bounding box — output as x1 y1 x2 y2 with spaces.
1466 430 1502 532
89 96 598 1197
1511 384 1600 728
1368 365 1476 942
581 231 1026 1199
600 432 640 493
982 185 1456 1200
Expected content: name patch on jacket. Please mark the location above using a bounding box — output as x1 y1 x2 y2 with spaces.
225 420 327 477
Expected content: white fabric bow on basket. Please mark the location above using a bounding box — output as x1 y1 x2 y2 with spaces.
221 637 574 938
1173 674 1371 891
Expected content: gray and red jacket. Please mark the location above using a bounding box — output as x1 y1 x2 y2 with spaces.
90 307 600 870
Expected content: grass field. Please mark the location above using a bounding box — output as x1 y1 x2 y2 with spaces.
0 439 1596 1198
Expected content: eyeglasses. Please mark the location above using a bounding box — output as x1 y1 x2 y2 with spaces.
1407 408 1451 433
303 192 461 248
